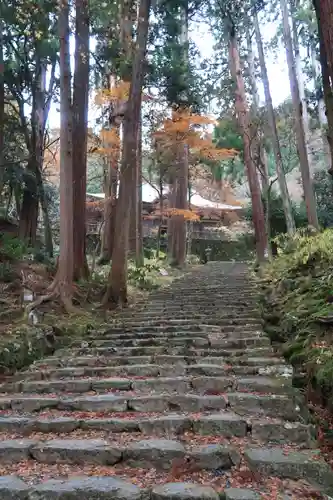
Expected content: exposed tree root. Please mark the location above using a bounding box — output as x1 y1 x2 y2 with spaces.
25 277 82 315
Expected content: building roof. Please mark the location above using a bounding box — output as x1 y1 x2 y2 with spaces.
87 183 243 211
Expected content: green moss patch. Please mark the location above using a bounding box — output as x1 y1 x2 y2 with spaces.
259 229 333 408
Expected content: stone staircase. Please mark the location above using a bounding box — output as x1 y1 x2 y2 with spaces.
0 262 332 499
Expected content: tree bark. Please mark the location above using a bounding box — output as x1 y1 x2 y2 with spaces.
99 74 119 264
136 116 144 266
228 26 267 262
72 0 90 280
280 0 318 228
0 19 4 197
169 3 189 267
53 0 74 308
291 0 315 173
313 0 333 174
103 0 151 306
253 11 296 234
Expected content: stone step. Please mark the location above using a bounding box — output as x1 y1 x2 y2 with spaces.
116 312 260 320
0 412 316 446
245 447 333 494
0 441 330 493
100 325 262 336
23 361 291 380
33 348 277 368
0 392 305 419
0 437 240 471
110 317 262 327
1 374 293 395
58 337 271 357
72 333 264 348
85 329 262 342
0 476 300 500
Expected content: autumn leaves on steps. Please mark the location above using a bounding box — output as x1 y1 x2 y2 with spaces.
0 263 331 499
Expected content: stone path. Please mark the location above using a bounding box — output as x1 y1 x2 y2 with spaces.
0 262 332 499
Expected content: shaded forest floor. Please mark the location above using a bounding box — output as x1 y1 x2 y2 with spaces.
0 245 193 376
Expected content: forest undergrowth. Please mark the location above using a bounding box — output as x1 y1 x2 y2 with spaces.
259 228 333 466
0 234 189 375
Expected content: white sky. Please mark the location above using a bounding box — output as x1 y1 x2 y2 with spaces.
47 15 291 128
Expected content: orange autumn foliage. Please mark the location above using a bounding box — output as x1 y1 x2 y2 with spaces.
165 208 200 221
95 80 152 105
154 110 236 162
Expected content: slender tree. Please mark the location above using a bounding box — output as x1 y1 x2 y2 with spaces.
72 0 90 280
253 9 295 234
228 23 267 261
313 0 333 173
280 0 318 228
103 0 151 306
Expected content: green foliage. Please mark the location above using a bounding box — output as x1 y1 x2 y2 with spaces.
190 236 255 262
0 262 18 283
0 234 29 261
313 170 333 228
260 229 333 405
128 262 161 290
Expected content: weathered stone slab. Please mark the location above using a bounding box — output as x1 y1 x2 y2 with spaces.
91 378 132 391
80 418 140 432
209 337 270 349
159 365 187 377
224 488 261 500
124 439 185 470
245 447 333 490
30 439 122 465
186 364 229 376
191 376 234 393
169 395 227 412
132 377 191 394
237 377 292 395
28 476 142 500
128 396 169 412
151 483 219 500
20 379 92 394
251 419 316 446
138 415 191 435
119 364 160 377
11 396 59 412
34 418 79 433
59 395 128 412
227 393 302 420
0 417 33 433
193 413 247 437
0 439 37 463
0 476 30 499
190 444 239 470
151 355 187 365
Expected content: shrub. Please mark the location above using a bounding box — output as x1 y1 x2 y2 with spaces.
260 228 333 407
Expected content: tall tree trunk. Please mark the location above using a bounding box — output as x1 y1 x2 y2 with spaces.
228 26 267 262
136 116 144 266
170 3 189 267
280 0 318 228
310 41 330 166
103 0 151 306
40 191 54 258
0 19 4 197
72 0 89 280
291 0 315 173
313 0 333 174
52 0 74 309
99 74 119 264
253 11 296 234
